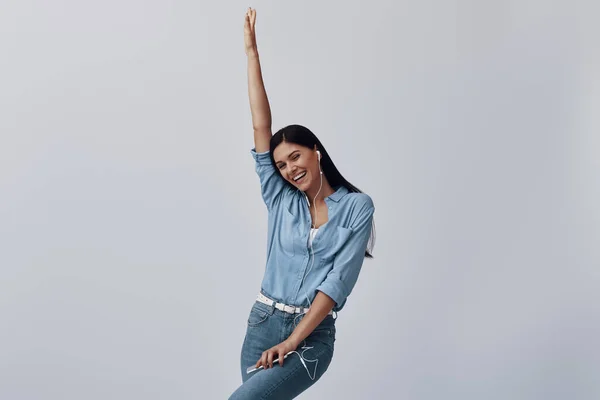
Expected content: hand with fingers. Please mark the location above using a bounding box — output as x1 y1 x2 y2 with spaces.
244 7 258 56
255 339 296 370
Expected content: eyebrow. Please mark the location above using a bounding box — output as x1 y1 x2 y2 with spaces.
275 150 300 165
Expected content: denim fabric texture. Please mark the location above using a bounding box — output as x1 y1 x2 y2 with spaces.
229 149 374 398
250 149 374 312
229 300 336 400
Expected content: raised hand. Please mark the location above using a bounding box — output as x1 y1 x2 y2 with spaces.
244 8 258 56
244 7 272 152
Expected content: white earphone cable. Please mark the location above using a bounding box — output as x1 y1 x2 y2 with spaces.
292 151 324 381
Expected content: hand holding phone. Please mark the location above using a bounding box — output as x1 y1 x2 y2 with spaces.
246 351 295 374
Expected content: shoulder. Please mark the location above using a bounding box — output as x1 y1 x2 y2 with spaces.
345 192 374 211
341 192 374 228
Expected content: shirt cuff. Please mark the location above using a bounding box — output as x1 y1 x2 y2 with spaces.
250 148 273 166
316 273 350 309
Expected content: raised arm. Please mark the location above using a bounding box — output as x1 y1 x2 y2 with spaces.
244 8 272 153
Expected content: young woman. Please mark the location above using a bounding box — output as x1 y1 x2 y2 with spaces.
228 8 376 399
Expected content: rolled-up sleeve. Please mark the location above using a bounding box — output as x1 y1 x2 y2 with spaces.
316 196 374 311
251 148 289 211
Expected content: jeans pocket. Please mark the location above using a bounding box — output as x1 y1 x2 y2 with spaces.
310 319 336 348
247 305 270 327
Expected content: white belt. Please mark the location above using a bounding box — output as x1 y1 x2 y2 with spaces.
256 292 333 315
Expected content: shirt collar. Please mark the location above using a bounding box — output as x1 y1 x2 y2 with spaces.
326 185 349 203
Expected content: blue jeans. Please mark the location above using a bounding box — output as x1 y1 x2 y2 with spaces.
229 300 336 399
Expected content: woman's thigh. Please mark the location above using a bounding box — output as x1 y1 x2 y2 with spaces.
239 302 282 381
232 311 336 399
231 340 333 399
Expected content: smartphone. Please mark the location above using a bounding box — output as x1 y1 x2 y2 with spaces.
246 351 294 374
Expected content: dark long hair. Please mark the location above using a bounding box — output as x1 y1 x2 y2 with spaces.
269 124 376 258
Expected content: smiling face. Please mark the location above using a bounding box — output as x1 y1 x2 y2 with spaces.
273 141 320 191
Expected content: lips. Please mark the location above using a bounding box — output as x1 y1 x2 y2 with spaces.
292 171 307 184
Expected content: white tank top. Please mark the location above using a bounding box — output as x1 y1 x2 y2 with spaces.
308 228 319 247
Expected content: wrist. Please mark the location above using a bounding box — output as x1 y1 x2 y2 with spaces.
286 336 299 349
247 49 259 60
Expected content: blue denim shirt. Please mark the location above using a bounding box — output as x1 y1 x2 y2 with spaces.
251 149 375 312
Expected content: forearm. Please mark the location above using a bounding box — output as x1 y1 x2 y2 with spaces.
287 291 335 348
247 51 272 151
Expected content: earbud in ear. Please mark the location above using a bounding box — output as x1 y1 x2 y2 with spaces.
316 150 323 175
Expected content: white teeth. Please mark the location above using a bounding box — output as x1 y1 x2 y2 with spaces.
293 171 306 181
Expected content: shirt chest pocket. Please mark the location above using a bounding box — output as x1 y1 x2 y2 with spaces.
319 225 353 261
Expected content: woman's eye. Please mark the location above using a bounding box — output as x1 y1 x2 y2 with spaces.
293 154 299 160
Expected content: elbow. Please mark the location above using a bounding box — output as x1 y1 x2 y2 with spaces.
252 115 272 132
253 124 271 133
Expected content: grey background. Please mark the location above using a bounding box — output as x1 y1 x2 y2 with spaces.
1 1 598 399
